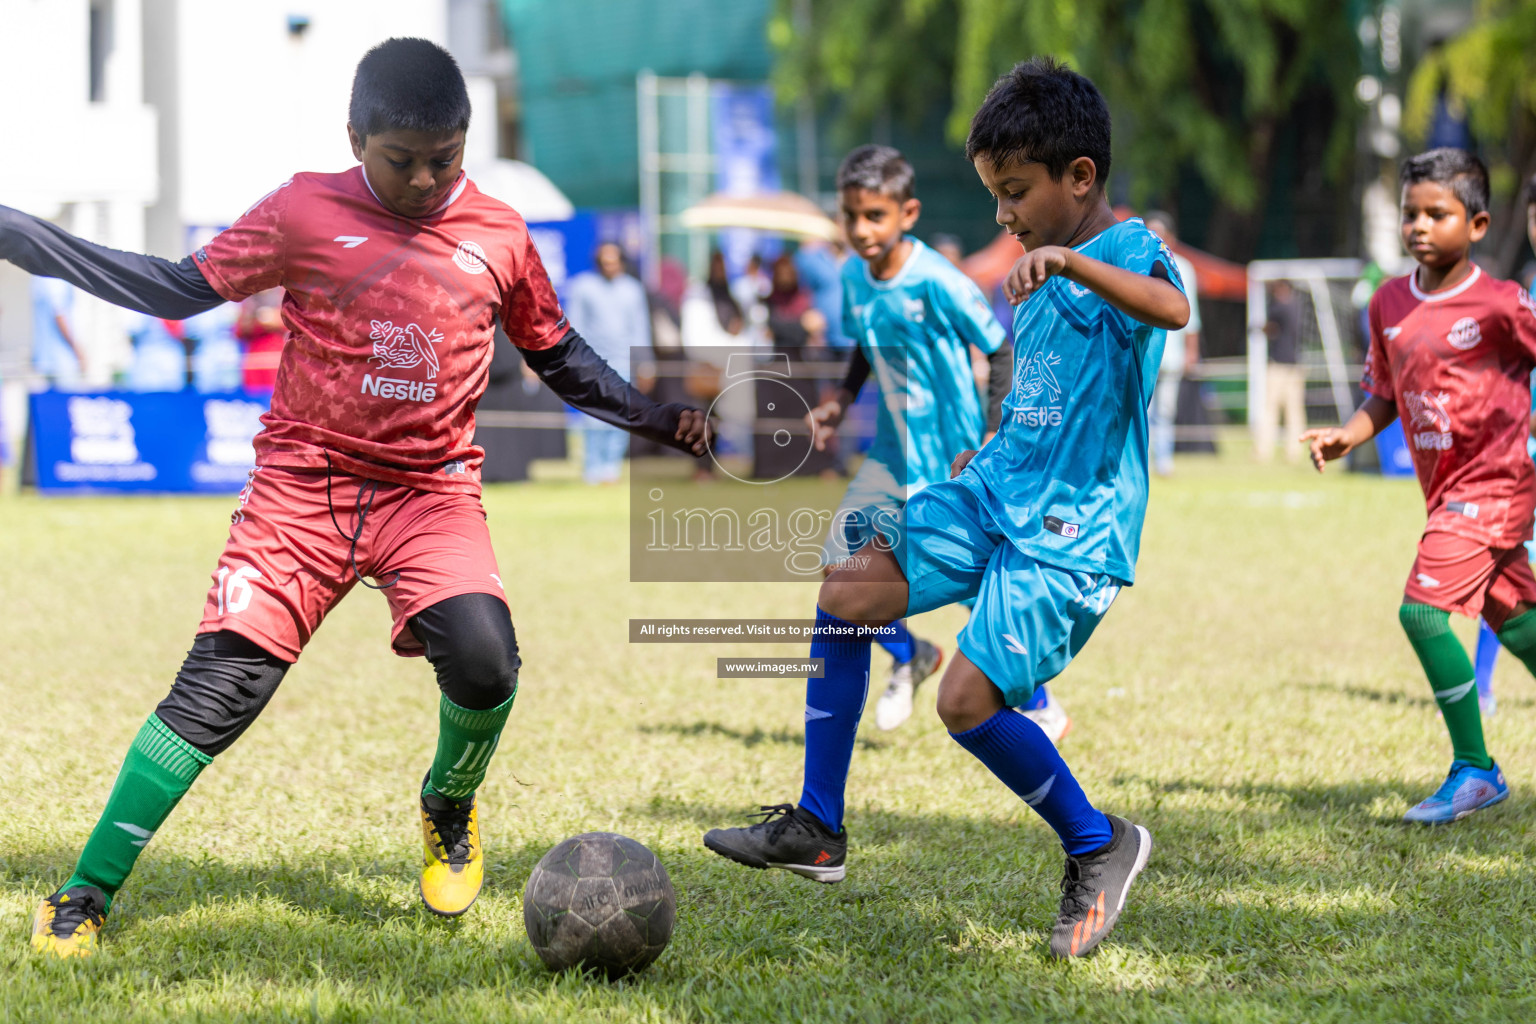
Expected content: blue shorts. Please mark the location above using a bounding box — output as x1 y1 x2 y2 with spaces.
875 472 1122 707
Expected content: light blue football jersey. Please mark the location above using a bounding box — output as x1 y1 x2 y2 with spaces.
842 238 1007 493
967 218 1182 584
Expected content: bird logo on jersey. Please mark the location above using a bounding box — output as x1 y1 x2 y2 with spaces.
1018 352 1063 404
1403 389 1453 451
369 320 444 379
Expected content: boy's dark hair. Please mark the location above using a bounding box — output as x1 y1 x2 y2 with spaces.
1399 148 1489 217
349 38 471 140
836 145 916 203
1526 172 1536 208
965 56 1112 186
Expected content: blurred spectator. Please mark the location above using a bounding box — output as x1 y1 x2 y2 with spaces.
930 233 965 267
766 254 812 353
1256 280 1305 463
1143 211 1201 476
794 237 850 350
125 314 189 392
32 277 85 388
682 254 759 480
731 252 770 345
186 306 244 392
237 288 284 391
565 241 651 484
706 251 745 336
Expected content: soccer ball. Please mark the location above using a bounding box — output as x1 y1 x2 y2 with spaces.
522 832 676 978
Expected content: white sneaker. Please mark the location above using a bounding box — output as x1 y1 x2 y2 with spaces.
1480 693 1497 717
873 640 943 731
1019 689 1072 744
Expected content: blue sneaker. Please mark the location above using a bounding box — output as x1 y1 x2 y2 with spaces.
1402 761 1509 825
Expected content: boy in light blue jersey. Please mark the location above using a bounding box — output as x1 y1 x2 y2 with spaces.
705 58 1189 959
806 144 1024 734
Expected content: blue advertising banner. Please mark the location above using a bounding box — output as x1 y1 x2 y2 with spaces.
711 83 780 277
30 391 269 494
527 212 598 302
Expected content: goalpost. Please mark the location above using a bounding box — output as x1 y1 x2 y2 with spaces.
1244 258 1367 450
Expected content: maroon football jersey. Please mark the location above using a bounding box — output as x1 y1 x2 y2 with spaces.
194 167 568 493
1363 266 1536 546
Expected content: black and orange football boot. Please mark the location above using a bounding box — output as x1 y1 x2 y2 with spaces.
703 803 846 882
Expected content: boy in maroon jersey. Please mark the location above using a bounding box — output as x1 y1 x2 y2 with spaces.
1303 148 1536 824
3 39 708 957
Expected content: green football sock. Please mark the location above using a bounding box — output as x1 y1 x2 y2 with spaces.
425 691 516 801
1398 603 1491 770
62 714 211 911
1494 606 1536 677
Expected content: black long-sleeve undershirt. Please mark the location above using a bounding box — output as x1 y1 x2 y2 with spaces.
522 329 697 453
0 204 223 319
0 203 696 449
837 339 1013 436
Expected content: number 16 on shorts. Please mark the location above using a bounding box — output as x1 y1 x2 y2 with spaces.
215 565 264 615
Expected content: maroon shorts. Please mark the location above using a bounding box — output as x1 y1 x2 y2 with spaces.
1402 530 1536 630
197 467 506 661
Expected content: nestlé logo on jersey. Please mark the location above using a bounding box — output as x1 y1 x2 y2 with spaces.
1012 351 1064 428
361 319 445 403
1447 316 1481 350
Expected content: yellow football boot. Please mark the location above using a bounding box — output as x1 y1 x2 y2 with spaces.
30 885 107 959
419 782 483 917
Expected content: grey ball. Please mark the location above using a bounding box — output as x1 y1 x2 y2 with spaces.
523 832 676 978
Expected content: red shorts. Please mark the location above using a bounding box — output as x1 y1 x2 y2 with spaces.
198 467 506 661
1402 530 1536 630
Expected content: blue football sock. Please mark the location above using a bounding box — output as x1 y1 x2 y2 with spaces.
951 709 1112 856
1020 685 1051 712
875 618 916 663
1474 617 1499 701
798 608 872 833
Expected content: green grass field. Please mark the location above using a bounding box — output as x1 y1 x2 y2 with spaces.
4 455 1536 1023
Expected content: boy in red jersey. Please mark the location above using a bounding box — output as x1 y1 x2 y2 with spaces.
4 39 707 958
1303 148 1536 824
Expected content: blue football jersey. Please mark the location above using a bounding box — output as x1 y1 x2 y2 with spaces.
967 218 1182 583
842 238 1007 493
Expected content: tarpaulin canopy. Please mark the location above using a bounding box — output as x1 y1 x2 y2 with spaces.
960 209 1249 302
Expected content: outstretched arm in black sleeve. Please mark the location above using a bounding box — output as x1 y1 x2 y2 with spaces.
0 204 224 320
519 329 709 455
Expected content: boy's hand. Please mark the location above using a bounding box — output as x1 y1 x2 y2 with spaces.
950 449 978 478
675 408 711 456
806 399 845 451
1299 427 1353 472
1005 247 1071 304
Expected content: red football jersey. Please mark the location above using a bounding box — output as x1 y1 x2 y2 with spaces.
194 167 568 493
1362 266 1536 546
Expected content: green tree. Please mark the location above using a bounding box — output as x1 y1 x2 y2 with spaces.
772 0 1362 259
1405 0 1536 275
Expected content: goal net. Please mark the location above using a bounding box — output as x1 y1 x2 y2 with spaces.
1243 258 1369 461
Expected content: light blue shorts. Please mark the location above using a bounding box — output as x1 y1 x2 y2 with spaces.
873 472 1122 707
821 457 906 566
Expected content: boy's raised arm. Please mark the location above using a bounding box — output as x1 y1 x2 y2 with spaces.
0 204 224 320
1007 246 1189 331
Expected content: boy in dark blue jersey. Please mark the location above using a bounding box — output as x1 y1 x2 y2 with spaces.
705 58 1188 958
